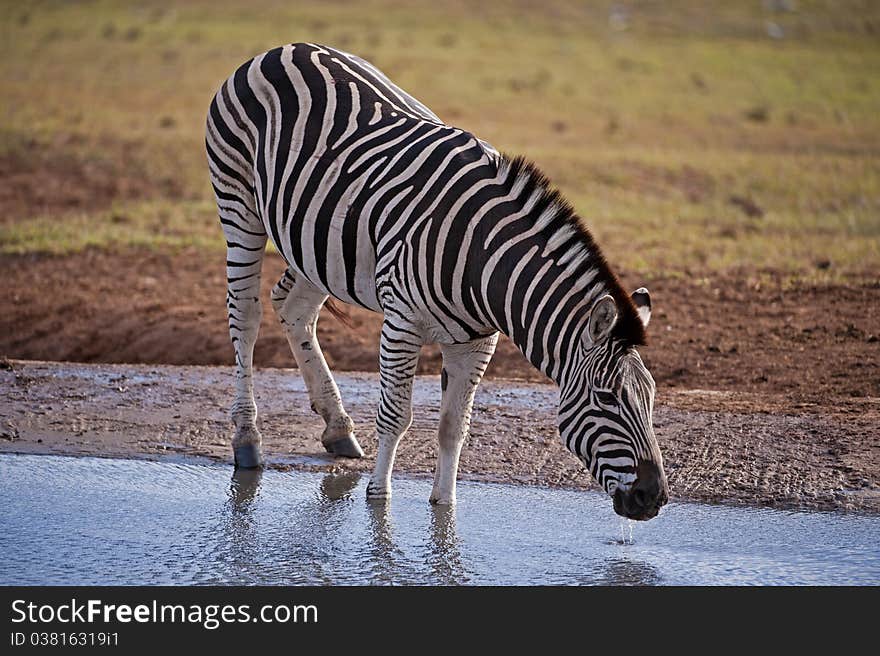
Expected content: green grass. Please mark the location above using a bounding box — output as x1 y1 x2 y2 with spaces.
1 0 878 279
0 200 219 254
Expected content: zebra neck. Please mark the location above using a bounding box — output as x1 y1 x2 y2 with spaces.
463 155 646 384
471 209 610 386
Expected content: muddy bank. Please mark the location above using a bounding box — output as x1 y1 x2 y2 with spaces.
1 360 877 512
1 250 878 406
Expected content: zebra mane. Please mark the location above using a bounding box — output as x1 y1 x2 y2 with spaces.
497 154 647 347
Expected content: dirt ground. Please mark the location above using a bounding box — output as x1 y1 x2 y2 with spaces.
2 248 878 406
1 360 877 513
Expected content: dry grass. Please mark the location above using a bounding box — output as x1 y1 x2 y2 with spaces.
1 0 878 279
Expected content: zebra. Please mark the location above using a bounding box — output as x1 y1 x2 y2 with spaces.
205 43 669 520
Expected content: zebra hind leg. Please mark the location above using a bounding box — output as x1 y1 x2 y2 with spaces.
270 270 364 458
430 334 498 505
220 214 268 469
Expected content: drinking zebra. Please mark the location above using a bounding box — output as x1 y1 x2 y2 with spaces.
206 43 668 520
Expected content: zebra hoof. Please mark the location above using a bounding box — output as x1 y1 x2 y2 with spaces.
234 443 264 469
366 484 391 500
324 434 364 459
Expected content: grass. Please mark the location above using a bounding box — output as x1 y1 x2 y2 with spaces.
0 200 220 255
1 0 878 280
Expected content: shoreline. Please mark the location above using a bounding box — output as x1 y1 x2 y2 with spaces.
1 360 878 513
2 449 877 518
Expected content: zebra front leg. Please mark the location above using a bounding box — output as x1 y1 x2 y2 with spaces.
270 270 363 458
430 334 498 505
366 317 423 500
225 238 267 469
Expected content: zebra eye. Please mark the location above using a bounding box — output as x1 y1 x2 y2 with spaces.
595 390 618 406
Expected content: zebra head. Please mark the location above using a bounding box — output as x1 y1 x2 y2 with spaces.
559 288 669 520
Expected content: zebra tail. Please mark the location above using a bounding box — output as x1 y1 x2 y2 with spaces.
324 298 355 329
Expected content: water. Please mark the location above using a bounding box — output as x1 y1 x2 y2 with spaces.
1 454 877 585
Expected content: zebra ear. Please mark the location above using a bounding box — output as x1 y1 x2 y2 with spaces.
631 287 651 327
585 294 619 346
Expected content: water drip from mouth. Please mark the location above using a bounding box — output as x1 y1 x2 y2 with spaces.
618 517 634 545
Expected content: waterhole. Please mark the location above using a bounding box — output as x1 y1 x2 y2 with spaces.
1 454 876 585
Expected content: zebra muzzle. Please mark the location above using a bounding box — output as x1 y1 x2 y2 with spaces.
612 461 668 521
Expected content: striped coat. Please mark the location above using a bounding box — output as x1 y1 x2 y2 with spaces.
206 43 668 518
